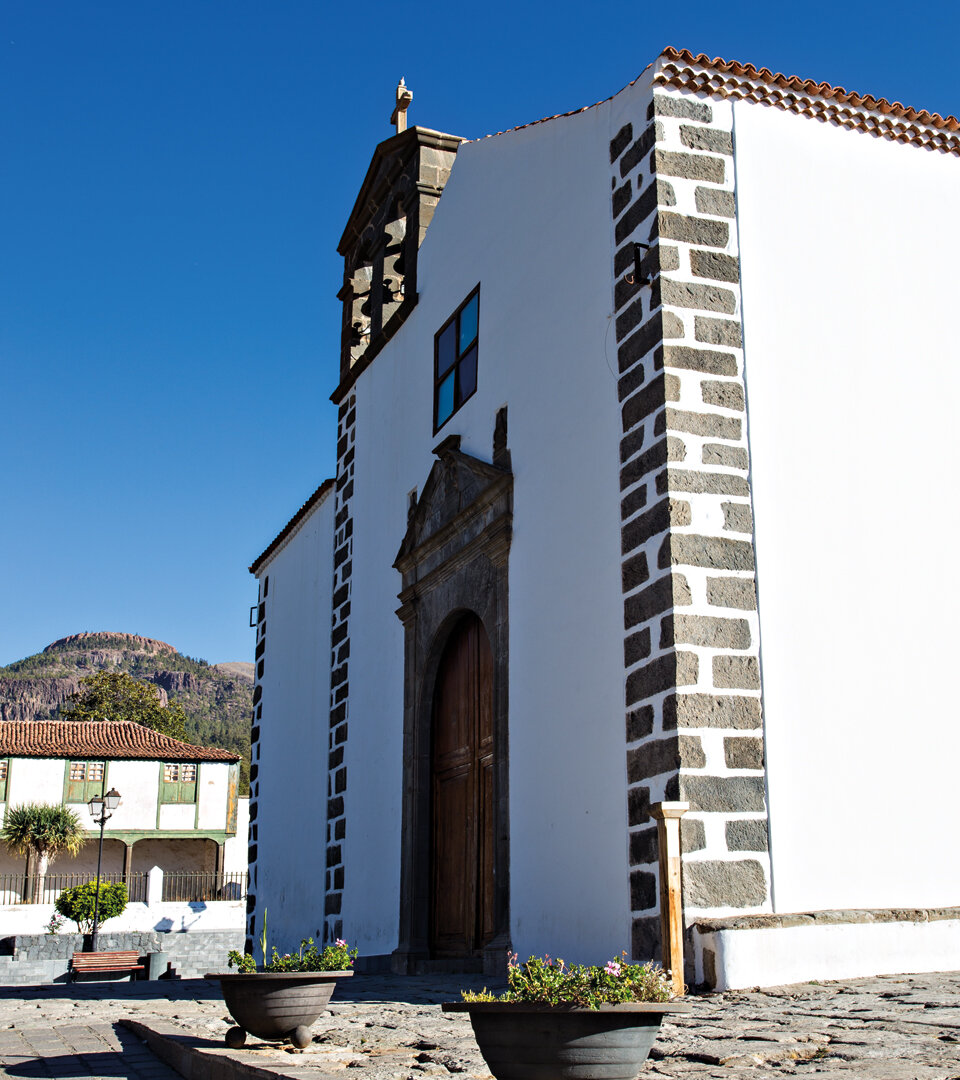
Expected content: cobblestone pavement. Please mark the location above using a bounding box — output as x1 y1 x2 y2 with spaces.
0 971 957 1079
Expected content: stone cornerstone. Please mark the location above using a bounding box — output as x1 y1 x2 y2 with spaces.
610 84 770 966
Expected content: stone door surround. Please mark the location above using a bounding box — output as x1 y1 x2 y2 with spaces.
392 427 512 975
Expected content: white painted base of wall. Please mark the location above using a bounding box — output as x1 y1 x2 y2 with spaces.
693 918 960 991
0 901 244 937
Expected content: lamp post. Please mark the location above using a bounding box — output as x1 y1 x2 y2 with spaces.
87 788 121 952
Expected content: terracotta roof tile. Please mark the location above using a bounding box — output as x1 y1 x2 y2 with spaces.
476 50 959 156
656 48 960 155
249 478 335 576
0 721 239 762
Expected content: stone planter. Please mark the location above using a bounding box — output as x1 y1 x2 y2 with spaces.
442 1001 690 1080
206 970 352 1048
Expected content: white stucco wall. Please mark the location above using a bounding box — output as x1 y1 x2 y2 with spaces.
2 756 235 835
197 762 228 830
340 82 651 962
101 760 160 828
224 797 249 874
131 838 216 873
254 493 334 954
5 757 56 809
733 101 960 912
0 899 244 936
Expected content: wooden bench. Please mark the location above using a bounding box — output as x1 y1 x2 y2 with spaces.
71 950 144 981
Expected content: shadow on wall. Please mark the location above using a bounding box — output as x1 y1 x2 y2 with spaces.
154 902 207 933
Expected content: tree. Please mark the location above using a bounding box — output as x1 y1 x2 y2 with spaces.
60 671 190 742
55 881 128 933
0 804 86 901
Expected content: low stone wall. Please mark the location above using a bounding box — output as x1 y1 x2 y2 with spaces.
690 907 960 990
0 898 244 936
0 929 243 985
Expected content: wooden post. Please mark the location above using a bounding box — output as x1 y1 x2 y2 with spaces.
651 801 689 996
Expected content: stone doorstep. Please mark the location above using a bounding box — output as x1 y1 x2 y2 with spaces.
120 1019 317 1080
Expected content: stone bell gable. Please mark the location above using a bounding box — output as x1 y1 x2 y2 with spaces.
334 126 463 403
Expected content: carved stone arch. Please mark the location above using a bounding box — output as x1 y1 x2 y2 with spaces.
392 435 511 974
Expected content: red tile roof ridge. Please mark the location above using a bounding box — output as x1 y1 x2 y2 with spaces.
658 48 959 131
656 48 960 152
0 720 239 762
469 49 958 152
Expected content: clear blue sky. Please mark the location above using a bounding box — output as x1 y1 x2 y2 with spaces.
2 1 957 666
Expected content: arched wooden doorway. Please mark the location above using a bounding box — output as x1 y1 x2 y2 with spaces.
430 612 495 959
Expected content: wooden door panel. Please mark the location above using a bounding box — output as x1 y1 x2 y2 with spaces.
479 759 495 944
432 771 473 952
430 613 496 959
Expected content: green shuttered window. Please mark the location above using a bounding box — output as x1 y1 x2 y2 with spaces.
64 760 106 803
161 762 198 804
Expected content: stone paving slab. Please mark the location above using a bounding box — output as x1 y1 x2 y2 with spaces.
0 1019 182 1079
0 972 958 1079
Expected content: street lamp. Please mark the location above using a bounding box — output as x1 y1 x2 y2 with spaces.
87 788 121 952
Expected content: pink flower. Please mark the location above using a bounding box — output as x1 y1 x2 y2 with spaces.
335 939 347 948
605 961 621 976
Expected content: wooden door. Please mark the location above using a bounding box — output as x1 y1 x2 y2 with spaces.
430 613 495 958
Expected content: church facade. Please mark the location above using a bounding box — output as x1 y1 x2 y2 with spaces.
247 49 960 989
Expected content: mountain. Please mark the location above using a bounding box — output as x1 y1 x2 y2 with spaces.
0 633 252 792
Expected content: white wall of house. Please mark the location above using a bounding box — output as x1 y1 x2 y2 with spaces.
100 761 159 827
0 841 129 879
130 838 216 874
1 756 237 836
0 898 245 936
255 494 334 954
0 809 248 881
198 762 229 830
224 797 249 875
733 99 960 913
5 758 49 808
341 85 644 963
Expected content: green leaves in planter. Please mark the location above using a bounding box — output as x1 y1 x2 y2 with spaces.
462 952 673 1009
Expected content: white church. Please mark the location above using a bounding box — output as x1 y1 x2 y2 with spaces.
246 48 960 990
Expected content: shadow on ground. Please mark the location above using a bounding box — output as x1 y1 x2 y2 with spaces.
3 1023 174 1077
0 978 225 1002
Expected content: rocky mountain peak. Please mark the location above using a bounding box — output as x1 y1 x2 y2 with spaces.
44 633 177 655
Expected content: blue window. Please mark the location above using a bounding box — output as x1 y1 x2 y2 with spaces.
434 286 479 431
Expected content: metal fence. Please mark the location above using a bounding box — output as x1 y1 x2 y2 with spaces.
0 869 246 905
161 871 248 902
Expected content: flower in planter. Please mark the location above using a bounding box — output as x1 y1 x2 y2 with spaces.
226 909 358 973
462 952 674 1009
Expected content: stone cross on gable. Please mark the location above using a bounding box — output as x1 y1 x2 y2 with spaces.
391 77 413 134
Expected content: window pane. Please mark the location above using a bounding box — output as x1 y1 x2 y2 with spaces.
437 322 457 377
88 762 104 782
459 294 478 353
0 761 7 781
436 372 455 427
70 762 86 781
459 345 478 401
181 763 197 782
164 763 179 782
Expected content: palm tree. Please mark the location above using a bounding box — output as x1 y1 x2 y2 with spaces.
0 804 86 902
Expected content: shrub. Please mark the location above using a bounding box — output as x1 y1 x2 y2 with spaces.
54 881 128 933
462 952 674 1009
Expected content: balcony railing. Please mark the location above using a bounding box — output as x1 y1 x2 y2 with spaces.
0 870 247 905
